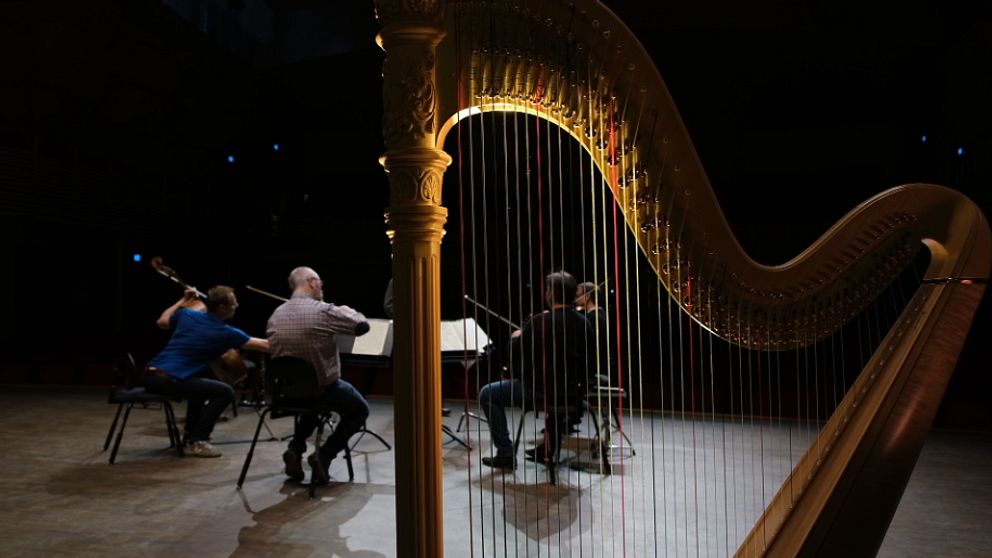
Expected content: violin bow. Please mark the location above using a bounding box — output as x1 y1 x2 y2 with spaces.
463 295 521 330
245 285 289 303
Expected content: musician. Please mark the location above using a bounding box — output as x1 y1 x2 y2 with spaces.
266 266 371 484
145 286 270 458
478 271 593 470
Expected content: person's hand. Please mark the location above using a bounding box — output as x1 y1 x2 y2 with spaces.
180 289 206 310
338 305 352 312
510 329 522 339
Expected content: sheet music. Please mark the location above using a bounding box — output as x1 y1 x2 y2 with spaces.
335 318 393 357
440 317 491 355
336 317 491 359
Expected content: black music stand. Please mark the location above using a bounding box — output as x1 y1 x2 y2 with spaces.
335 318 394 451
440 318 492 449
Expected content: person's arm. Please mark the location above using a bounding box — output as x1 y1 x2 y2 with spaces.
383 279 394 319
242 337 270 353
155 289 201 329
328 304 370 336
507 317 537 382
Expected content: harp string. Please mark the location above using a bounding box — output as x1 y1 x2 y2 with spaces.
451 10 480 556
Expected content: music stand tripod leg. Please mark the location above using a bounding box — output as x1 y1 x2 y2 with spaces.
441 424 471 449
349 423 392 451
456 411 487 432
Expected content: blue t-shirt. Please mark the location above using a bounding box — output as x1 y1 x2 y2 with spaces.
148 308 251 380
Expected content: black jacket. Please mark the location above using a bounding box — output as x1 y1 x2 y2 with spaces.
508 307 594 406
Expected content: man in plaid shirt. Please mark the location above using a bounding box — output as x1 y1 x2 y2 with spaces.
266 266 370 483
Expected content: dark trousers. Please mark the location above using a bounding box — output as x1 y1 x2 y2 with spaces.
288 378 369 460
146 374 235 442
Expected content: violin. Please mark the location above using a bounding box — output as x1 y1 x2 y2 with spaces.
150 256 248 388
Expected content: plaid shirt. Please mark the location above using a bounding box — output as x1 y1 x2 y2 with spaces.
266 294 368 387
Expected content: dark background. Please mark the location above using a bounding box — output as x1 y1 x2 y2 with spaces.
0 0 989 428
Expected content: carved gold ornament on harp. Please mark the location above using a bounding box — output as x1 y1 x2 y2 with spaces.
418 1 992 558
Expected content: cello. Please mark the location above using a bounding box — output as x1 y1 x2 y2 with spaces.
150 257 250 388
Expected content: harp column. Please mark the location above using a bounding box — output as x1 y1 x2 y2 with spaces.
376 2 450 557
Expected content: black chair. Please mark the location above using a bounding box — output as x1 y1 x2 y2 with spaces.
511 385 588 484
237 356 354 498
103 354 183 464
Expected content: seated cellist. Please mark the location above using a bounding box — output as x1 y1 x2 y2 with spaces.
145 286 269 457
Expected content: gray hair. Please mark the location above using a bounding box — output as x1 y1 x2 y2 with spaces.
288 266 319 289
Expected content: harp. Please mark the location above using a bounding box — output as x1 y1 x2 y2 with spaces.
375 1 990 556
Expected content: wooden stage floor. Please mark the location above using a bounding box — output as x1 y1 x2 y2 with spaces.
1 386 989 557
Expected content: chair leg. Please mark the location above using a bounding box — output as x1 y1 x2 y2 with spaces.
512 410 533 456
162 404 177 448
588 407 602 459
612 409 635 455
343 443 355 482
237 409 271 489
109 404 134 464
103 404 124 451
548 432 563 485
168 404 185 457
309 420 325 499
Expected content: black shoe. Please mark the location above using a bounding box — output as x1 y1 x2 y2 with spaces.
283 450 304 482
307 452 331 485
524 444 556 465
481 455 517 470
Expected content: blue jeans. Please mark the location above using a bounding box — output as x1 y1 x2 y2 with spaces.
288 379 369 460
478 379 529 458
146 374 235 442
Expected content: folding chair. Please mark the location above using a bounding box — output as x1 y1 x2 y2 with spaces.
237 356 355 498
103 353 183 464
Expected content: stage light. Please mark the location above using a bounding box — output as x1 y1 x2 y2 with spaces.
227 155 236 164
921 135 927 142
273 143 280 151
132 253 142 263
956 147 964 156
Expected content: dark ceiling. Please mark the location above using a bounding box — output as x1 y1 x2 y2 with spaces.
2 0 989 253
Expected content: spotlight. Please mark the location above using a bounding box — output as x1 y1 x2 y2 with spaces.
132 253 142 263
921 135 927 143
273 143 280 152
227 155 236 164
956 147 964 156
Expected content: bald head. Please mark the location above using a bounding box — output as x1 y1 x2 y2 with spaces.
288 266 323 300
